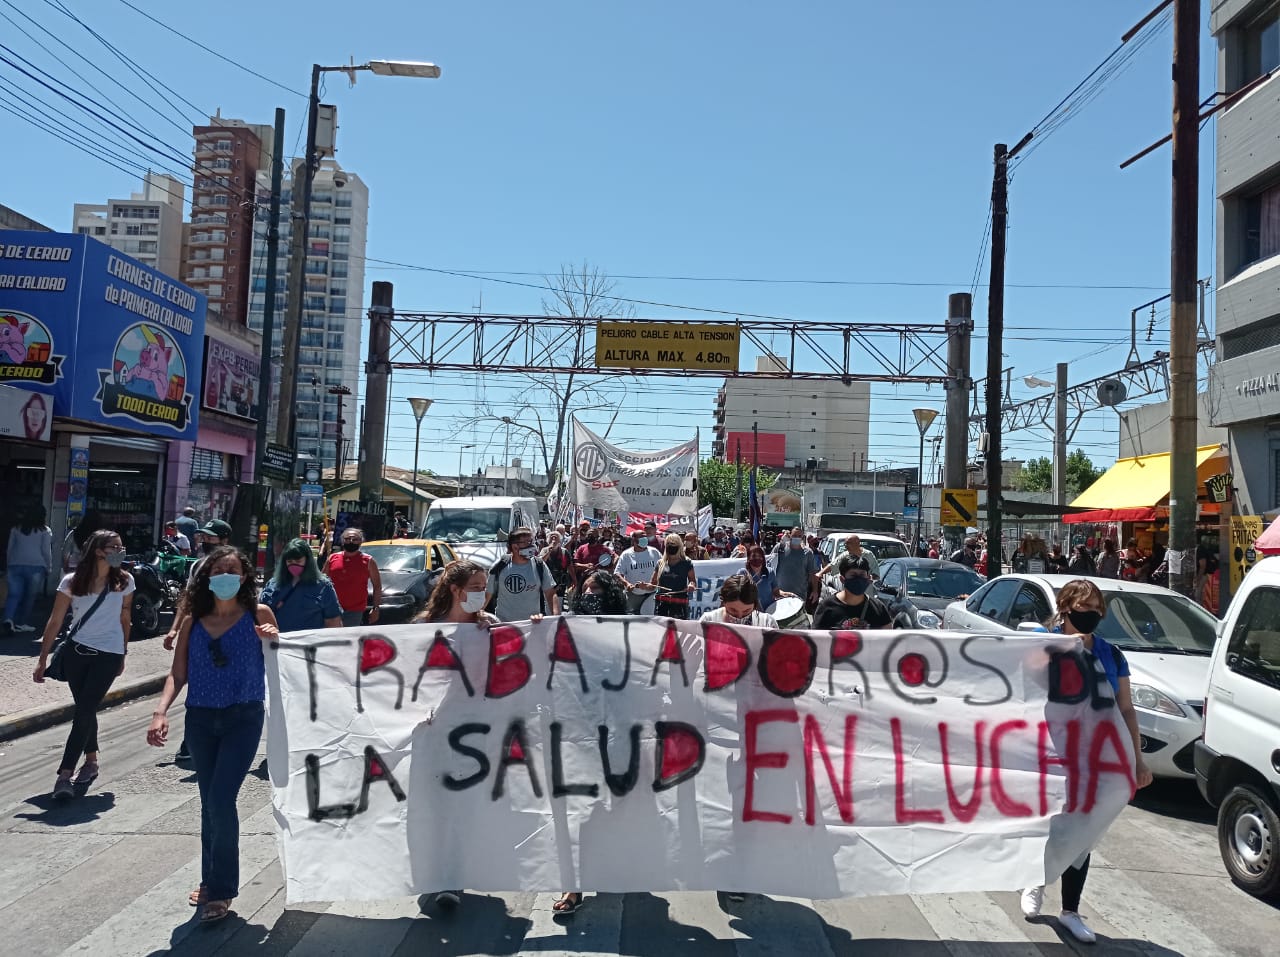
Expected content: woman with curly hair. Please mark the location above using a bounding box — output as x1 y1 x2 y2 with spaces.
570 569 627 616
146 546 279 925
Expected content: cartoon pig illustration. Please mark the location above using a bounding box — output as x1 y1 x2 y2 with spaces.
122 326 172 401
0 315 29 364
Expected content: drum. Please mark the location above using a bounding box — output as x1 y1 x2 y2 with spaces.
626 583 656 615
768 595 807 629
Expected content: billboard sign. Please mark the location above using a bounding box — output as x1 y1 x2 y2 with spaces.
595 322 739 372
0 382 52 442
202 336 260 422
0 231 206 439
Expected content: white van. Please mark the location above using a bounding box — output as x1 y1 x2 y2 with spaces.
1195 555 1280 899
420 496 541 570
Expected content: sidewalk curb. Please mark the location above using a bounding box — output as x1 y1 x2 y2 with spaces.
0 672 168 743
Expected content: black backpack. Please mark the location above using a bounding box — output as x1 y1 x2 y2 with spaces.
486 555 548 616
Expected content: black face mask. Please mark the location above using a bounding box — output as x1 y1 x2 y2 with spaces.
666 545 679 554
843 576 871 596
1067 609 1104 634
575 593 604 616
342 541 360 552
201 542 216 555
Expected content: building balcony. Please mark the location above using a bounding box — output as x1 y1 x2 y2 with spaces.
715 388 726 407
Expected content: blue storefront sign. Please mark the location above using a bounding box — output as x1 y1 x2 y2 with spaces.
0 231 206 440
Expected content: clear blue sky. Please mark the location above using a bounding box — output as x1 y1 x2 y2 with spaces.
0 0 1218 481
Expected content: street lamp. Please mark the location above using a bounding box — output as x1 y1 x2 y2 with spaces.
408 397 433 527
327 384 352 481
458 443 475 497
501 416 514 496
276 58 441 453
912 408 939 552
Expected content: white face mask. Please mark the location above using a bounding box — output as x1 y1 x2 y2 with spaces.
460 590 486 614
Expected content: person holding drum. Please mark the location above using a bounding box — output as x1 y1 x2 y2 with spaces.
811 553 893 630
650 534 698 619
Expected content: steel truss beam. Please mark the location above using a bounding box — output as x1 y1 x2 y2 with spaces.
381 312 954 383
967 341 1216 440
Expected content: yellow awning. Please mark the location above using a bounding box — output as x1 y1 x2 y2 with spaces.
1069 445 1223 512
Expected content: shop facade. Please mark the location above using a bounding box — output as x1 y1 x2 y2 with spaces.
0 229 205 563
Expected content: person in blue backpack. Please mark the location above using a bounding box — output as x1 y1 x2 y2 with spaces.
1020 578 1152 943
259 539 342 633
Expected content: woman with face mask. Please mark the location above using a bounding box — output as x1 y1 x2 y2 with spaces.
259 539 343 633
1019 579 1152 943
699 574 778 627
146 546 279 924
745 545 793 610
651 534 698 619
569 570 627 616
33 530 134 800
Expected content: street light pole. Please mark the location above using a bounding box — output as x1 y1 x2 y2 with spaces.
912 408 939 552
458 443 475 497
407 397 433 527
501 416 513 496
327 384 351 480
276 59 440 455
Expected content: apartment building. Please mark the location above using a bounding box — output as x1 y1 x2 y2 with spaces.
1207 0 1280 514
71 172 184 279
184 116 272 325
247 160 369 473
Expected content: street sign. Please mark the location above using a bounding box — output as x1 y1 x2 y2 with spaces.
903 506 918 519
1230 514 1264 594
262 443 295 483
939 488 978 526
595 322 740 372
300 483 324 503
903 485 921 509
305 465 321 483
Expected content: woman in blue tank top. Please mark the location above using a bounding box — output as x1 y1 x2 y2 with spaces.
146 546 279 925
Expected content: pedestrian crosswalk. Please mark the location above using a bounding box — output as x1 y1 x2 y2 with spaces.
0 698 1270 957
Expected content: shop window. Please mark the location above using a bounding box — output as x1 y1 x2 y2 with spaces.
191 448 231 482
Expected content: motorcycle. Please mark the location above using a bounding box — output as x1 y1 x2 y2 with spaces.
125 552 167 640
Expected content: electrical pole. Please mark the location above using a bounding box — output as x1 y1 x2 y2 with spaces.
734 436 742 523
944 292 972 552
277 64 322 453
328 384 351 481
1055 361 1069 546
1168 0 1199 596
985 144 1010 576
360 281 393 502
253 108 285 485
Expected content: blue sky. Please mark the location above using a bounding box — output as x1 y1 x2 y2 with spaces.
0 1 1218 480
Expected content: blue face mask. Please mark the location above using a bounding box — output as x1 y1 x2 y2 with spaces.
636 537 648 548
209 573 242 600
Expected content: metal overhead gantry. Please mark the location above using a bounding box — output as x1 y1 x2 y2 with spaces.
380 312 955 383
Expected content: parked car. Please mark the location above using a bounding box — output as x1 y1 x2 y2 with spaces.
360 538 457 623
943 573 1216 779
877 558 986 630
1195 556 1280 899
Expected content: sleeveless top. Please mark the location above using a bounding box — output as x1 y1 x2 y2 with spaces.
327 551 370 611
187 612 265 709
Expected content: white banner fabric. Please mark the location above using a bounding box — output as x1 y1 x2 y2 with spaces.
572 420 697 515
688 557 746 618
268 621 1135 904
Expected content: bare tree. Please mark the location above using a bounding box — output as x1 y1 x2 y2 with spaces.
461 262 634 494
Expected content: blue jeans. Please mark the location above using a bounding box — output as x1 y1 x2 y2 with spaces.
185 701 265 901
4 564 46 625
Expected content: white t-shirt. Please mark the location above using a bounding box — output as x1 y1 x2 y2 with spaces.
615 546 662 585
58 572 134 654
699 607 779 628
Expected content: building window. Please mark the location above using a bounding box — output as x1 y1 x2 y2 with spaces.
1244 3 1280 83
1222 314 1280 359
1242 182 1280 269
191 448 231 481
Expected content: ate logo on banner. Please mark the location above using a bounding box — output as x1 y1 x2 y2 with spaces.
574 441 609 482
94 322 193 431
0 310 65 384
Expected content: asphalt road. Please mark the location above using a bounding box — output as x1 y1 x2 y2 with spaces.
0 696 1277 957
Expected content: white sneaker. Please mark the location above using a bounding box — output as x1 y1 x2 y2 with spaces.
1059 910 1096 944
13 624 34 633
1020 886 1044 918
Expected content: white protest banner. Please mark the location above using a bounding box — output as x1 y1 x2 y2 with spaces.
689 557 746 618
268 621 1136 904
572 419 697 514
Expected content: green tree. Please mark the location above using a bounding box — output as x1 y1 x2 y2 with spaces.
1014 450 1103 496
1014 457 1053 492
698 458 778 520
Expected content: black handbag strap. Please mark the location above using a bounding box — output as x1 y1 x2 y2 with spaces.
65 581 112 643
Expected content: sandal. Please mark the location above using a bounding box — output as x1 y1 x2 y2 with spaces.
552 892 583 914
188 885 208 907
200 900 232 924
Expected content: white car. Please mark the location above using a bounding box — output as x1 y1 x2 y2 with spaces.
943 573 1216 780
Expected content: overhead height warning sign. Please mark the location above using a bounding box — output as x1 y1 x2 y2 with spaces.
595 322 739 372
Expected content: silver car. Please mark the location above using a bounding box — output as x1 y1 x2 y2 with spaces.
942 573 1216 780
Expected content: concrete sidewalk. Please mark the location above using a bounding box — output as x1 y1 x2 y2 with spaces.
0 605 174 741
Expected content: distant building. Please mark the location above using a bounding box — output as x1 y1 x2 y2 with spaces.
71 172 185 279
0 204 51 231
183 115 272 326
712 356 870 470
247 160 368 473
1207 0 1280 515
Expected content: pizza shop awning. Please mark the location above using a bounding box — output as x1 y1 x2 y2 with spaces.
1063 445 1226 524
